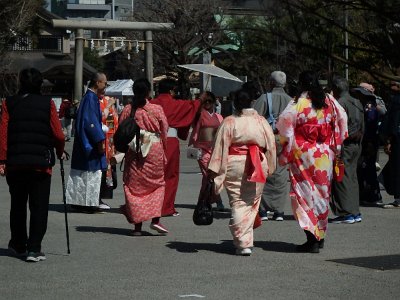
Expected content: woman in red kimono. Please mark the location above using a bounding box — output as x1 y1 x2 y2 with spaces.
119 78 169 236
98 94 119 209
189 91 224 209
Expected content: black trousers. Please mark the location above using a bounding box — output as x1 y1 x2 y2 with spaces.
6 170 51 253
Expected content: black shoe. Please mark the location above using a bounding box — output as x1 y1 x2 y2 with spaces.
70 205 104 214
296 241 320 253
8 242 27 257
272 212 284 221
259 210 269 221
318 239 325 249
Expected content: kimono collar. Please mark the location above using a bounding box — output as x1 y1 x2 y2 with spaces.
241 108 258 116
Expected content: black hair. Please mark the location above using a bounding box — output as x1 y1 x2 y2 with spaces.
203 91 216 103
233 88 253 115
18 68 43 94
132 78 151 110
158 78 177 94
296 71 327 110
241 81 262 100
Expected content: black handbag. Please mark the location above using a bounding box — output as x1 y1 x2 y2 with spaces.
113 104 140 153
193 181 214 226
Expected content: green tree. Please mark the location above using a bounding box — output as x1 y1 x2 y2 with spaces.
225 0 400 87
83 48 104 72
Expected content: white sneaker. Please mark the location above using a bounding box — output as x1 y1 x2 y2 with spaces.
236 248 252 256
99 201 111 210
150 222 169 234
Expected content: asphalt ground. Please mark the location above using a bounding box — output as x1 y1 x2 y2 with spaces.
0 140 399 299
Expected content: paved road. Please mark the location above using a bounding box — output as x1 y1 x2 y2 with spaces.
0 140 399 299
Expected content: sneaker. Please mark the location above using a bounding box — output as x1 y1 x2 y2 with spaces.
383 200 400 209
330 215 355 224
26 252 46 262
259 210 268 221
172 212 180 217
150 222 169 234
272 212 284 221
8 243 27 257
236 248 252 256
99 200 111 210
354 213 362 222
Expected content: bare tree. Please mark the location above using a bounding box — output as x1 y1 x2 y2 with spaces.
0 0 44 58
125 0 229 97
0 0 45 96
265 0 400 83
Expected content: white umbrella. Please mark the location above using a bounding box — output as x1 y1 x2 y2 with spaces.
177 64 243 83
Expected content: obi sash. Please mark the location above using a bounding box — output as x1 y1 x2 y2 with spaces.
294 123 332 145
229 144 266 183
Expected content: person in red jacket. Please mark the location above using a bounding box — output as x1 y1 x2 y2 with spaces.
59 98 73 141
0 68 65 262
151 79 202 216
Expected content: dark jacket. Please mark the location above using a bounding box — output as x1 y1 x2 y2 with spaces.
6 94 55 167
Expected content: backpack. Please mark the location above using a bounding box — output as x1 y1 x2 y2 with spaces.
113 105 141 153
265 93 277 130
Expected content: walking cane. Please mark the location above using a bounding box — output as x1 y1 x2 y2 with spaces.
60 151 71 254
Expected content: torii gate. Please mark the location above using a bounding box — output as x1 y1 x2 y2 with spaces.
52 20 174 100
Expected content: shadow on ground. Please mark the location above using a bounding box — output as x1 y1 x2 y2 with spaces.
75 226 159 237
254 241 298 253
0 248 26 261
49 204 122 215
166 240 234 255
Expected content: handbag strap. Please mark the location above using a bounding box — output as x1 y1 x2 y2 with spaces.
327 96 340 157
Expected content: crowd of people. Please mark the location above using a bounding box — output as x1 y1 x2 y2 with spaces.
0 67 399 262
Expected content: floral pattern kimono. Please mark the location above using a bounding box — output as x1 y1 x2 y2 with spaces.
276 93 348 240
119 102 168 224
99 96 119 190
208 109 276 249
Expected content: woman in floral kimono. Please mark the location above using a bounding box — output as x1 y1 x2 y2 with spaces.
208 88 276 256
189 91 224 210
276 71 348 253
119 78 169 236
98 94 118 209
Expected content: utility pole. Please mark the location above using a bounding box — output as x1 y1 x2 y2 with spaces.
344 2 349 80
112 0 115 20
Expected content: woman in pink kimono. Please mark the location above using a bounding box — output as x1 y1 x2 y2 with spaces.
276 71 348 253
119 78 169 236
189 91 224 209
208 88 276 256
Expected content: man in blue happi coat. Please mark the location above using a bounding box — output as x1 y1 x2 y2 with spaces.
66 72 108 213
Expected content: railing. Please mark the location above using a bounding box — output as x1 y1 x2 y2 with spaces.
9 36 63 52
